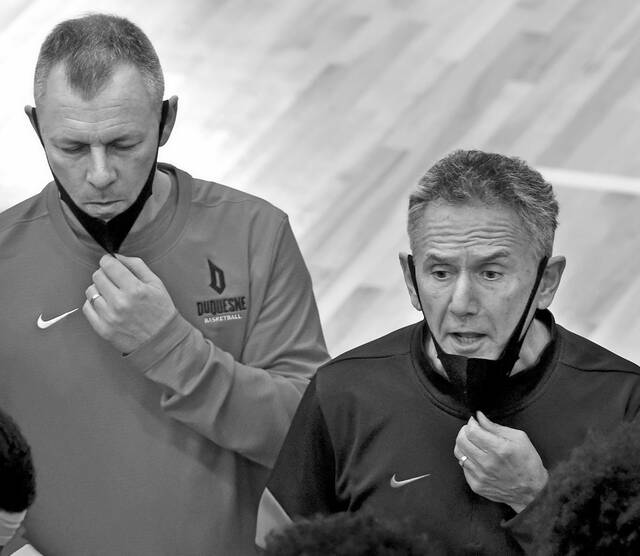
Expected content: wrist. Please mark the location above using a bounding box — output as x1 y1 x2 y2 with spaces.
510 467 548 513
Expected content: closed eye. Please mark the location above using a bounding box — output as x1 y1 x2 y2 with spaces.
60 144 87 154
111 142 138 151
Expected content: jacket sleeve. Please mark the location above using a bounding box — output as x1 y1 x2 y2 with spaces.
125 217 329 468
255 377 341 548
500 499 539 554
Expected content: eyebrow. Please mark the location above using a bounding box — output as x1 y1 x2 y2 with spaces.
53 131 143 145
423 249 512 265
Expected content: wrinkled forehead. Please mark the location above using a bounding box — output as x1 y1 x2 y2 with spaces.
413 200 536 263
35 63 158 133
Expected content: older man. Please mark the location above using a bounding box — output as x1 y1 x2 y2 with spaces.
256 150 640 554
0 14 327 556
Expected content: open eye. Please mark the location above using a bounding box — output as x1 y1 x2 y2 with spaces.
481 270 502 281
432 270 451 281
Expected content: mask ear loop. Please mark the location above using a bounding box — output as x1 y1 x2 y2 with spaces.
499 255 549 364
30 99 170 253
407 253 549 366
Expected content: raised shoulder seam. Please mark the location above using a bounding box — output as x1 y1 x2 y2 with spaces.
555 324 640 376
333 350 411 364
560 361 640 376
322 349 411 370
190 179 286 217
192 195 281 211
0 212 50 234
324 324 418 368
164 162 286 216
0 187 50 234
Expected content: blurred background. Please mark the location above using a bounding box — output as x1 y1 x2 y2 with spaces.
1 0 639 361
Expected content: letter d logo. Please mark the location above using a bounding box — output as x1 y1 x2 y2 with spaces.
208 260 226 294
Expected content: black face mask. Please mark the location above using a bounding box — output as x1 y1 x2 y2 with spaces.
408 254 548 412
31 99 169 253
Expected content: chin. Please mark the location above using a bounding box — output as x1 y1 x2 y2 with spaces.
88 212 119 222
85 204 126 221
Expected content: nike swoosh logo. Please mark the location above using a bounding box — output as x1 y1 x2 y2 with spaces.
37 308 79 330
390 473 431 488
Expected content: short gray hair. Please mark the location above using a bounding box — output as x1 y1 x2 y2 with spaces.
34 13 164 107
408 150 559 258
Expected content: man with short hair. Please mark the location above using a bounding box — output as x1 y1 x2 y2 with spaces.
256 150 640 554
0 13 327 555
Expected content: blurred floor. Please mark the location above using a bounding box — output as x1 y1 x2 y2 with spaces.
1 0 639 361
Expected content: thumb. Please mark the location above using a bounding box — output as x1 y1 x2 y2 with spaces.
475 411 509 434
114 254 157 283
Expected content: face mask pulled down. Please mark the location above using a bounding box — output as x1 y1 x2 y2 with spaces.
408 255 548 413
31 100 169 253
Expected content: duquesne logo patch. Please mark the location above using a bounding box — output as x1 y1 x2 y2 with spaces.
197 297 247 324
208 260 226 294
197 259 248 325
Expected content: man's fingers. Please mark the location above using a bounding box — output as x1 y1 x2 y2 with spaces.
456 425 487 462
453 445 471 467
98 254 140 289
91 269 121 306
114 253 158 283
476 411 528 443
454 444 482 484
464 416 503 452
82 297 111 339
85 283 117 321
476 411 510 435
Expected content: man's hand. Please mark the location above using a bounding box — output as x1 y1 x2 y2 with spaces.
453 411 548 513
83 254 178 354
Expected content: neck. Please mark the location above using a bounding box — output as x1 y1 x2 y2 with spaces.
60 169 173 241
0 508 27 547
426 316 552 379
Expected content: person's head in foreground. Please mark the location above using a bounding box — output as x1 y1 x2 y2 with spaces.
399 149 566 412
529 419 640 555
263 511 435 556
0 408 36 548
25 12 177 252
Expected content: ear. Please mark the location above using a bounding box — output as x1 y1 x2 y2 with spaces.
24 105 39 135
399 252 423 312
159 95 179 146
536 255 566 310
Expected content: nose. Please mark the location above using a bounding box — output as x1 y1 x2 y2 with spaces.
448 273 479 317
86 146 116 189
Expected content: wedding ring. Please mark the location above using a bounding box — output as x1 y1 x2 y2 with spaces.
459 455 468 467
90 293 102 306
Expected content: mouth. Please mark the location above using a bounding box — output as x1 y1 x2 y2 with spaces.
87 199 120 205
447 332 487 353
85 200 123 214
